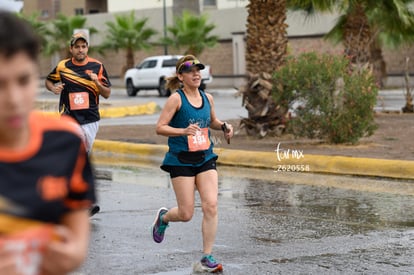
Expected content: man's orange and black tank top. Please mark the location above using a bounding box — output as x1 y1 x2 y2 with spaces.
46 57 111 125
0 112 96 224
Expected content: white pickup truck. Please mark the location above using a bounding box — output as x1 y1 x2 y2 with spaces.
124 55 213 97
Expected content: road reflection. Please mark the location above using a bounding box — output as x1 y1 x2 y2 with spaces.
217 166 414 240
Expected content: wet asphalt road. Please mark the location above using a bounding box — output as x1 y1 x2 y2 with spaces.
73 164 414 275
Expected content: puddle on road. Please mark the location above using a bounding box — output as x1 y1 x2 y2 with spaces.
106 165 172 189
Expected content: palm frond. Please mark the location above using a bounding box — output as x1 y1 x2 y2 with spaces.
164 10 217 56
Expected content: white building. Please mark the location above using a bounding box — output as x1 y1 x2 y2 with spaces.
0 0 23 12
107 0 248 13
85 1 340 87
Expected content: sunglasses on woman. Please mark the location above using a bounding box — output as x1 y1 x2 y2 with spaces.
177 59 205 73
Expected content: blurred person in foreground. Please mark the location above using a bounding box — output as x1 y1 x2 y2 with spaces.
45 30 111 217
152 55 233 273
0 11 96 275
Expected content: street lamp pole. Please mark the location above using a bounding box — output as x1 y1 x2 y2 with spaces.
163 0 168 55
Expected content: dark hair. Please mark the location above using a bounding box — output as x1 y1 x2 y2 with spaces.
0 10 40 61
166 54 199 91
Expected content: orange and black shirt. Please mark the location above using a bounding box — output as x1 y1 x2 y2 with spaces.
46 57 111 125
0 112 96 224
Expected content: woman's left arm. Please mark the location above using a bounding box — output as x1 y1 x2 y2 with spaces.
206 93 234 137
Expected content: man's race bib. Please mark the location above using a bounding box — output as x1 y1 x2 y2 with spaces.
188 128 210 151
69 92 89 110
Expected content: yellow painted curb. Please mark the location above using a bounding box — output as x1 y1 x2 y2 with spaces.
215 148 414 180
92 140 168 166
38 101 160 118
93 140 414 180
99 102 159 118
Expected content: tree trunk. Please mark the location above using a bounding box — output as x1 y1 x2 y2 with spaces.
370 37 387 87
123 47 134 78
240 0 288 137
245 0 287 75
239 72 289 137
343 3 372 68
184 46 198 57
402 57 414 113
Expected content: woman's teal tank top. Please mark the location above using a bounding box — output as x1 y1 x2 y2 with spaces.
161 89 218 167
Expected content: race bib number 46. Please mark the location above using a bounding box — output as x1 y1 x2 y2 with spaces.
188 128 210 152
69 92 89 110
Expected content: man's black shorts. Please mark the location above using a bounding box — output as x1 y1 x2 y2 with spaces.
161 157 217 178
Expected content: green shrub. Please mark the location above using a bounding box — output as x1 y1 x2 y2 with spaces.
273 52 378 144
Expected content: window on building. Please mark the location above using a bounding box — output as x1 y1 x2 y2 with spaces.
41 9 49 18
75 8 84 15
89 9 99 14
203 0 217 7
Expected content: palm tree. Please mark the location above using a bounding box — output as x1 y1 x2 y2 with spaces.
162 10 218 56
100 11 157 76
341 2 372 64
45 13 98 59
366 0 414 86
15 12 51 53
240 0 289 137
289 0 414 86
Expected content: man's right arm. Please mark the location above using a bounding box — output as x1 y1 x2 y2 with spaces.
45 79 65 95
45 79 54 92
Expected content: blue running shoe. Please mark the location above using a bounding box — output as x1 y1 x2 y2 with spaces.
199 254 223 273
151 207 169 243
